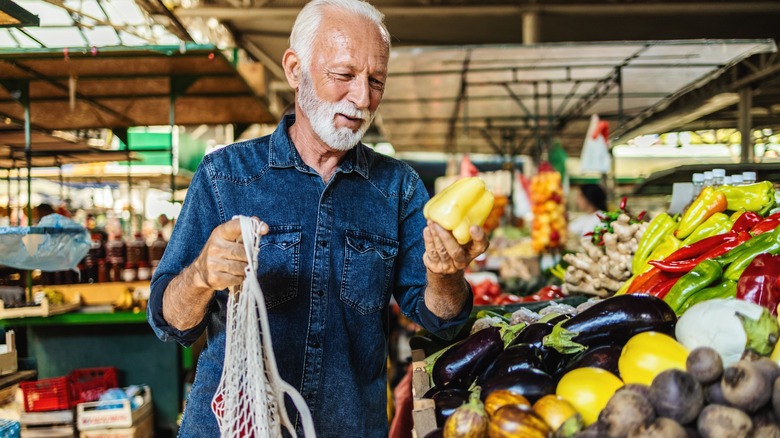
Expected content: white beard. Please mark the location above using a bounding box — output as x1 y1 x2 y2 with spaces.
297 72 375 151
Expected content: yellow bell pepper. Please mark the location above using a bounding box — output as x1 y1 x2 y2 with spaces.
424 177 495 244
618 331 689 385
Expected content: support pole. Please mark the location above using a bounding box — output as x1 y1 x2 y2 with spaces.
169 76 199 204
522 11 540 44
739 87 754 163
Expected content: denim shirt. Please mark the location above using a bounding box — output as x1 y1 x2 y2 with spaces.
147 115 472 437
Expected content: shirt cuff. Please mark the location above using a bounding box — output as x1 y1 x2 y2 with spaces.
147 273 210 347
416 286 473 341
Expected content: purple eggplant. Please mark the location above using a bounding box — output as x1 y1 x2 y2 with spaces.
555 344 623 379
476 343 545 386
429 388 469 427
544 294 676 354
431 326 504 389
479 367 555 403
509 321 554 349
424 429 443 438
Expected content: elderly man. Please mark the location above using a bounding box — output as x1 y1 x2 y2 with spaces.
147 0 488 436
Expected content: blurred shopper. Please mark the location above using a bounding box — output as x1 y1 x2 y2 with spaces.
568 184 607 237
147 1 489 436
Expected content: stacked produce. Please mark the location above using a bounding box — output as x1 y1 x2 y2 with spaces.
562 200 648 297
530 162 567 253
417 294 683 437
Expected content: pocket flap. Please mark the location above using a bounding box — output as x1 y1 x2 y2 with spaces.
345 231 398 260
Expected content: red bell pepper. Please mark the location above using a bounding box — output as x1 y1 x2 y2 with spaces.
736 253 780 315
731 211 762 233
750 217 780 236
496 293 523 305
650 231 752 273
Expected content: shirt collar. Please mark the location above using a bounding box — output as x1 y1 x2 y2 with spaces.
268 114 369 179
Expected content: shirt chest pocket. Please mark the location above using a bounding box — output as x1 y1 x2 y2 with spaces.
258 227 301 309
340 230 399 315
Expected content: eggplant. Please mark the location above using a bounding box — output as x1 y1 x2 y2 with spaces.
431 326 504 389
544 294 676 354
509 321 554 349
555 344 623 379
476 344 545 386
430 388 470 427
509 322 570 374
479 367 555 403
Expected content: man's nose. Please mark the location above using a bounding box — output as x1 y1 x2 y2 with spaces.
348 76 371 110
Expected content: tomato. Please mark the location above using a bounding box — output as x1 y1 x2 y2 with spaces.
496 293 523 305
473 294 493 306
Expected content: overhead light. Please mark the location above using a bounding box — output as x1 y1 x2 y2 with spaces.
0 0 39 27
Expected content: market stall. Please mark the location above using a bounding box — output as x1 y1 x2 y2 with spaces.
408 170 780 437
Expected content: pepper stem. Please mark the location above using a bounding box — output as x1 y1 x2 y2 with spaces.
543 321 587 354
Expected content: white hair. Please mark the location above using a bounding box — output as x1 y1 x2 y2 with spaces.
290 0 391 73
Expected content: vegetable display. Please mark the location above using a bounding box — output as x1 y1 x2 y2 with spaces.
416 177 780 438
530 162 567 253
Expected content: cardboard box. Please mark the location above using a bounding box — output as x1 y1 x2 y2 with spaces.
0 331 17 376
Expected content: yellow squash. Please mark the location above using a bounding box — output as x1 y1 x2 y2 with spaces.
556 367 623 426
424 177 495 244
618 331 689 386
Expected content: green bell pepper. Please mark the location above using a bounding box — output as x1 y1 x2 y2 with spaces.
716 181 776 214
633 213 677 274
677 279 737 314
664 259 723 314
681 212 732 246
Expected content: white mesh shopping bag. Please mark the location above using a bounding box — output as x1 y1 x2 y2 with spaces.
211 216 316 437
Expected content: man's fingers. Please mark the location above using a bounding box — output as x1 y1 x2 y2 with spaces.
216 218 243 241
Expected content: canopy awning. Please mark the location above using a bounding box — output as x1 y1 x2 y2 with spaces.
379 39 777 156
0 124 136 168
0 43 274 130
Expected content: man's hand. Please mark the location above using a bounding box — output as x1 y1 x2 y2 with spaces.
162 217 268 331
422 220 489 275
190 217 269 291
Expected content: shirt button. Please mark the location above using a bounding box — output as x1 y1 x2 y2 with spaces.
313 342 320 348
319 241 327 247
317 290 324 297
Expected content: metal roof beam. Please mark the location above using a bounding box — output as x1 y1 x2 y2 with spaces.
173 3 780 20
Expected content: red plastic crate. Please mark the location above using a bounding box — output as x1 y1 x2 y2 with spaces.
20 377 71 412
68 367 118 405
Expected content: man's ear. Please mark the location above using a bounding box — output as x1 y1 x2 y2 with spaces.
283 49 301 89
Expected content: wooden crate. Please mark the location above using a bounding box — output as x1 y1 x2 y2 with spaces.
410 349 437 438
0 298 80 320
32 282 149 308
20 410 74 438
78 413 153 438
0 331 18 376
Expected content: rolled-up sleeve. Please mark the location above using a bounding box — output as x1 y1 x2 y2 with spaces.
147 156 222 347
392 171 473 340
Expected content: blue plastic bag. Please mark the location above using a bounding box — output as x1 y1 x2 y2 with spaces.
0 214 90 271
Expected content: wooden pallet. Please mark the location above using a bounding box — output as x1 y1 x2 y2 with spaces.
20 410 75 438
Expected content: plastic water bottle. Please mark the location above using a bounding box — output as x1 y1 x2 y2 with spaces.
731 174 744 186
692 173 705 199
743 171 757 185
703 171 714 187
723 176 732 186
712 169 726 188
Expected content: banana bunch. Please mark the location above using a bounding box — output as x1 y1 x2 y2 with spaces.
41 288 65 306
113 288 135 311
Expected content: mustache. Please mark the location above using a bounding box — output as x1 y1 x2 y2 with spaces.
331 101 372 122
